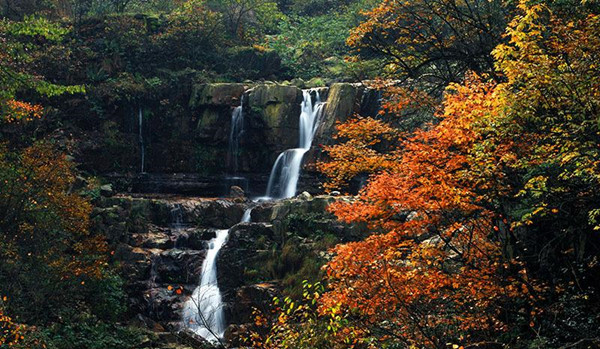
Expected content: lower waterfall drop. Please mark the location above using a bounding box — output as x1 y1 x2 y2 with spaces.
264 89 325 199
182 208 252 342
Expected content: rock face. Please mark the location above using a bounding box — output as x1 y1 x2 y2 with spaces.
84 81 379 197
189 83 246 108
92 195 246 331
244 84 303 172
92 193 368 346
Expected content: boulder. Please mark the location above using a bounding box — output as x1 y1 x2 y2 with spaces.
184 229 215 250
229 283 279 324
177 328 213 349
156 248 206 285
228 185 246 202
113 244 154 282
143 286 183 322
218 222 276 296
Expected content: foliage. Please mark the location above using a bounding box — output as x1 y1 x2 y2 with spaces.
316 1 600 347
206 0 283 41
0 16 84 123
265 14 352 79
0 142 109 322
0 298 24 347
321 76 538 348
347 0 513 93
318 116 398 191
245 281 364 349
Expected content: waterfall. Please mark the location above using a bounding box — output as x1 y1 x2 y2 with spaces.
170 203 184 229
138 107 145 173
264 90 324 199
182 208 252 342
241 207 252 223
227 96 244 174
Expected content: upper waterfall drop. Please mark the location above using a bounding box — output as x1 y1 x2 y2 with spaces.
263 89 325 199
138 107 145 173
227 95 244 174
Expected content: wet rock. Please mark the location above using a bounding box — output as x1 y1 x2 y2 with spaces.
186 229 216 250
144 286 182 322
246 84 303 159
218 223 276 295
114 244 154 282
228 185 246 202
177 328 213 349
156 249 206 285
298 191 312 200
130 230 174 249
227 283 279 325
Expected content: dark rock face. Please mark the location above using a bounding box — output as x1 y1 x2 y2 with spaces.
88 82 380 199
93 196 247 332
218 222 276 294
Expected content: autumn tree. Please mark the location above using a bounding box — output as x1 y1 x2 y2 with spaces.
0 142 109 322
0 298 23 347
315 1 600 347
347 0 513 93
245 281 368 349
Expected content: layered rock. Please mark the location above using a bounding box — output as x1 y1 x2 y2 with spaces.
92 193 368 346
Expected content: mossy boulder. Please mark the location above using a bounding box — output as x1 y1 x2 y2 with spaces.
245 84 303 166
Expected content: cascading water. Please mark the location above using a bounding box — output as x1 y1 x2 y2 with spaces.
138 107 145 173
224 95 249 194
264 90 325 199
182 208 252 342
227 96 244 174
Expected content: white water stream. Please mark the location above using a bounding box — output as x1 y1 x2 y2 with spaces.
228 96 244 174
182 208 252 342
263 90 325 199
138 107 145 173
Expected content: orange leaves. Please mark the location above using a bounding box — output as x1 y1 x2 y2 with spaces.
0 298 23 347
1 100 43 123
317 73 537 346
167 285 184 295
318 117 398 191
